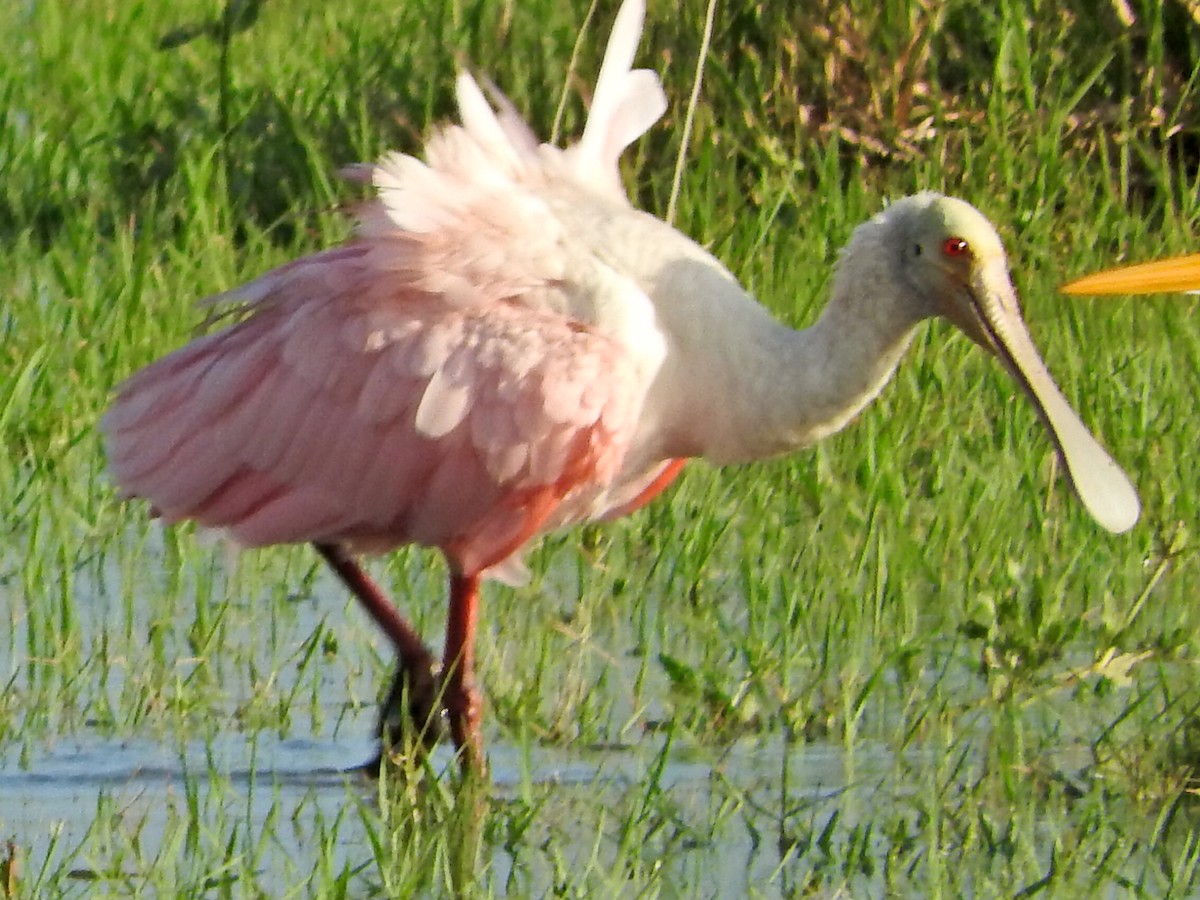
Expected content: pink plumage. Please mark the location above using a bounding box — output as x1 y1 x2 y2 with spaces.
103 0 678 771
103 0 671 578
103 244 649 576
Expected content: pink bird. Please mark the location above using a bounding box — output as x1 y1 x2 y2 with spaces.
102 0 1139 775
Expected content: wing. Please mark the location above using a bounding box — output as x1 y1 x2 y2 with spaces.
101 243 648 578
103 0 674 578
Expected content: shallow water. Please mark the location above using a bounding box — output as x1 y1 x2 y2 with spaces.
0 528 1187 895
0 728 893 896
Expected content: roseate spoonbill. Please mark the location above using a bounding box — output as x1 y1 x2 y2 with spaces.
1063 253 1200 295
101 0 1140 776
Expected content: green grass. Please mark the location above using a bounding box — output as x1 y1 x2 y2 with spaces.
3 0 1200 895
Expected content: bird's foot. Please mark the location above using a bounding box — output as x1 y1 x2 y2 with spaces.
364 657 449 776
363 661 488 780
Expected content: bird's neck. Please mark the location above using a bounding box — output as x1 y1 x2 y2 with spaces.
700 238 928 464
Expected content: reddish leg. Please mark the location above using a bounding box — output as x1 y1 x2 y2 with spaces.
313 543 445 767
442 570 486 775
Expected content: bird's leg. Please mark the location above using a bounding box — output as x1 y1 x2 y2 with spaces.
312 543 446 769
442 569 486 776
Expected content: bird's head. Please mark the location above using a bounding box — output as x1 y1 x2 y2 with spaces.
869 193 1140 534
882 193 1018 349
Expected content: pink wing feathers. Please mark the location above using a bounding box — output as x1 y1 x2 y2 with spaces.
102 243 644 578
103 0 672 579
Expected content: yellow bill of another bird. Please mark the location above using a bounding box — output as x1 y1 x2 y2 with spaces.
1062 253 1200 295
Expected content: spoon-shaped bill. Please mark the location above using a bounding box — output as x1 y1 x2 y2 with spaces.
972 264 1140 533
1062 253 1200 296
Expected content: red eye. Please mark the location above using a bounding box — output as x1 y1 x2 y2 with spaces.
943 236 970 257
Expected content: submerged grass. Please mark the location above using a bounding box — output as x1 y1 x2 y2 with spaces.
2 0 1200 895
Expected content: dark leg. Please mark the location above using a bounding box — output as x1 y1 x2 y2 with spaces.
312 543 445 769
443 570 486 776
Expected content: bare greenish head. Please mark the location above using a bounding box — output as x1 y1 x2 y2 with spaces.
881 193 1139 533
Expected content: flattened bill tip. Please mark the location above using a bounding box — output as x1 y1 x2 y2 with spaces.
1081 477 1140 534
1061 439 1140 534
992 319 1140 535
